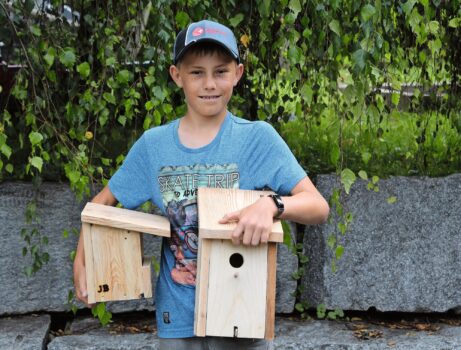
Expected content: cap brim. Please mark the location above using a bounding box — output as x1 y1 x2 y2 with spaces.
174 38 239 64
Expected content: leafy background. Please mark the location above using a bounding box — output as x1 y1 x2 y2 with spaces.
1 0 460 193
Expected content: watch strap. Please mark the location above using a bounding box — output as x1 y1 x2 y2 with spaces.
268 194 284 219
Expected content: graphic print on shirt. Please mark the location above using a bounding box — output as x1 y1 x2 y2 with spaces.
158 163 239 286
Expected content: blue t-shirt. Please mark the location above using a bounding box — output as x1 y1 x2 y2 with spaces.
108 111 306 338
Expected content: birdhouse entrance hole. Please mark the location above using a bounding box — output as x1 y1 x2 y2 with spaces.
229 253 244 268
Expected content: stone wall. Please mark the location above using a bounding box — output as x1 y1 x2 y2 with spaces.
302 174 461 312
0 181 296 316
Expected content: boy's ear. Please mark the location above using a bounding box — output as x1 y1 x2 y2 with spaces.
233 63 244 87
169 65 183 88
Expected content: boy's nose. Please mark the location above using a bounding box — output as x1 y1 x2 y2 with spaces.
204 74 216 89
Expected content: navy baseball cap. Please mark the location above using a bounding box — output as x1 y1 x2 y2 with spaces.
173 20 239 64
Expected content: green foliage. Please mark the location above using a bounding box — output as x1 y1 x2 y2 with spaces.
21 199 50 276
316 303 345 320
92 302 112 327
0 1 459 190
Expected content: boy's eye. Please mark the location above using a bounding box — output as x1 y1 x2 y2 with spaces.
190 71 203 75
216 69 228 74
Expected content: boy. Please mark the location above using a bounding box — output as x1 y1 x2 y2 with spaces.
74 19 329 349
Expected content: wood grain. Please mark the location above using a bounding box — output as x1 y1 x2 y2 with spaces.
81 203 170 237
194 238 211 336
82 223 96 304
205 240 268 338
264 243 277 340
197 188 283 242
84 224 150 303
141 257 153 299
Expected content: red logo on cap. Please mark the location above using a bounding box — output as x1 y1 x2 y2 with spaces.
192 27 204 36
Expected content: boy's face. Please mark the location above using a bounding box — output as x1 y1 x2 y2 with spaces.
169 51 244 120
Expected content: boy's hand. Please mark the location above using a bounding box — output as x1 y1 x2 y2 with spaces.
219 196 278 246
73 261 95 308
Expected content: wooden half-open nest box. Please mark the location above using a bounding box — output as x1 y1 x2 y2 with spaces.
81 203 170 304
195 187 283 340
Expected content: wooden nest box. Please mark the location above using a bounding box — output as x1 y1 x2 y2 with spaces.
195 187 283 340
81 203 170 304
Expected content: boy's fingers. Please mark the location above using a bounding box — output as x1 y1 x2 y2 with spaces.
219 210 240 224
231 223 243 245
251 228 263 246
260 230 269 244
242 227 255 245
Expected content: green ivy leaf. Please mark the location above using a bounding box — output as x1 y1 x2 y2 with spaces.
338 68 354 86
229 14 244 27
338 222 347 235
295 303 305 312
358 170 368 180
300 83 313 105
175 11 190 28
328 19 341 36
116 70 131 85
330 144 340 166
341 168 356 194
103 92 116 105
43 48 56 68
427 21 439 34
1 143 12 158
258 0 271 17
67 170 80 184
144 75 155 87
335 245 344 260
327 234 336 249
361 151 371 164
448 18 460 28
24 266 34 277
145 100 154 111
105 56 116 66
30 25 42 36
5 163 13 173
59 48 76 68
30 156 43 172
317 304 326 319
391 92 400 106
387 196 397 204
352 49 366 72
361 4 376 22
29 131 43 146
77 62 91 79
401 0 417 15
289 0 301 15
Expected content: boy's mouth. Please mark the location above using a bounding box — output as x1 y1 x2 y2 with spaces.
199 95 220 100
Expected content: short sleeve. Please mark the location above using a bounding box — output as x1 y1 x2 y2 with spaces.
108 134 153 209
247 122 307 195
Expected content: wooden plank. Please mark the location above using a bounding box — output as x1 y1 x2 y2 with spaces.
194 238 211 337
81 203 170 237
82 223 96 304
264 243 277 340
141 257 153 299
197 188 283 243
87 225 145 302
205 240 267 338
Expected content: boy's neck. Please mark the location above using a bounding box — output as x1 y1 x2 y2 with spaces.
178 109 228 149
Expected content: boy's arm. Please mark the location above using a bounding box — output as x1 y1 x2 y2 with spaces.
219 177 329 246
73 186 118 306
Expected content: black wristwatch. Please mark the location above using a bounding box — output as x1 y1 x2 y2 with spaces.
268 194 284 219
